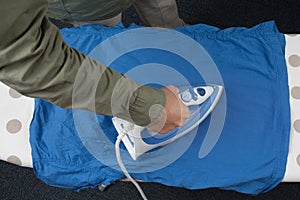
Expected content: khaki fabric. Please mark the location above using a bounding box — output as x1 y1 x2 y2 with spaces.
134 0 185 28
47 0 184 28
0 0 166 126
47 0 135 22
71 13 122 27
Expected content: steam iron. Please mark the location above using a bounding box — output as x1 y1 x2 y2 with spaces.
112 85 223 160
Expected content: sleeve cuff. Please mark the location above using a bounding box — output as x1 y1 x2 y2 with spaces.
129 85 166 127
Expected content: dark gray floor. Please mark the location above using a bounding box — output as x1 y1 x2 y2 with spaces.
1 0 300 199
1 160 300 200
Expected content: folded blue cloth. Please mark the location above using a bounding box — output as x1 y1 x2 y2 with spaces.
30 21 290 195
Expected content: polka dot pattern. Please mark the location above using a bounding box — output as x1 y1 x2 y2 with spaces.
6 119 22 134
0 82 34 168
288 55 300 67
294 120 300 133
7 155 22 166
283 34 300 181
291 87 300 99
8 88 22 98
297 154 300 167
297 155 300 166
287 34 298 37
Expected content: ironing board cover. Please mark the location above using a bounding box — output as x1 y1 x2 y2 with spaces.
30 21 290 195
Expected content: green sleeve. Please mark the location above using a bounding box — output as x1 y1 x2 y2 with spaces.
0 0 165 126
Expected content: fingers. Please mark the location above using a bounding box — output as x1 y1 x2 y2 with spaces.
168 86 189 124
166 85 179 94
167 85 190 126
149 85 190 134
179 100 190 126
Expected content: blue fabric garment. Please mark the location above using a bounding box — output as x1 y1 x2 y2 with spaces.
30 21 290 195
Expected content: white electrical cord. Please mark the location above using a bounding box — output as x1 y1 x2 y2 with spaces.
115 133 148 200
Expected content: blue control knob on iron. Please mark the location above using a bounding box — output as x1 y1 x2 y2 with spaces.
180 90 192 102
179 86 214 106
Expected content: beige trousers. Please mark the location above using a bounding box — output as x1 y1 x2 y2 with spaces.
134 0 185 28
72 0 185 28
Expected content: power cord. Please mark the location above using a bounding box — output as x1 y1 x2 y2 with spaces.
115 129 148 200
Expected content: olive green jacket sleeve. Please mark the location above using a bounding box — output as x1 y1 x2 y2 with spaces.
0 0 165 126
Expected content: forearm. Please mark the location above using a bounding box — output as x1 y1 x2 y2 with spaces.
0 0 165 126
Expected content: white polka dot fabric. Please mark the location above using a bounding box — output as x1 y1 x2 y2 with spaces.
0 34 299 184
283 34 300 182
0 82 34 167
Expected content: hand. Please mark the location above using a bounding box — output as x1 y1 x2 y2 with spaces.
148 85 190 134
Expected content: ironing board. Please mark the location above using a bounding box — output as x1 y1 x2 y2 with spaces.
282 34 300 181
0 34 299 182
